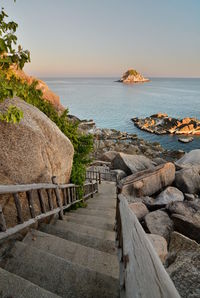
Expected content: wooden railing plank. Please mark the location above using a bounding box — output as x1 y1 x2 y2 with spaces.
118 194 180 298
0 183 56 194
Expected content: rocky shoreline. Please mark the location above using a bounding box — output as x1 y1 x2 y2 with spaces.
132 113 200 136
72 116 185 162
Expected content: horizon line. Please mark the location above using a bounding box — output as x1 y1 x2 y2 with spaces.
39 75 200 79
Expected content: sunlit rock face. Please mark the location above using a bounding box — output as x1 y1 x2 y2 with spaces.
0 97 74 184
10 65 64 111
118 69 150 83
132 113 200 135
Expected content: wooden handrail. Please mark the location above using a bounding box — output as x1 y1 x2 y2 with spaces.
116 193 180 298
86 169 117 183
0 180 98 240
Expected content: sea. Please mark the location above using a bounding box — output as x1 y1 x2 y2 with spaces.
43 77 200 152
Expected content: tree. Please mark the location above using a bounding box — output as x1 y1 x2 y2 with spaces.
0 8 30 70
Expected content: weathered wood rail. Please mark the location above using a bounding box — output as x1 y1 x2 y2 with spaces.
86 170 117 183
116 191 180 298
0 179 98 240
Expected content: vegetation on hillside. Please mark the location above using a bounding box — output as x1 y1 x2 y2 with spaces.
124 69 138 76
0 8 93 189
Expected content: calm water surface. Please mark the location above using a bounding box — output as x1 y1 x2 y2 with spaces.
43 77 200 152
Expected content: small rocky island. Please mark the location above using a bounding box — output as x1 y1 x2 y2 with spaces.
132 113 200 137
118 69 149 83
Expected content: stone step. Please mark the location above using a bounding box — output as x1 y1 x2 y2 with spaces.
3 241 119 298
85 204 115 211
64 213 114 231
84 204 115 211
0 267 60 298
86 198 116 208
50 220 115 240
69 208 115 219
24 229 119 279
97 182 117 196
40 223 116 255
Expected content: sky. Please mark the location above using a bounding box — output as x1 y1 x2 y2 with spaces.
1 0 200 77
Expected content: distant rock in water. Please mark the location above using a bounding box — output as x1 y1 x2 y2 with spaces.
132 113 200 136
118 69 149 83
178 137 194 143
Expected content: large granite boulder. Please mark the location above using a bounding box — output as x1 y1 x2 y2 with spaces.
111 152 155 175
153 186 184 207
0 97 74 184
147 234 168 264
121 162 175 197
167 232 200 298
110 169 127 181
167 201 200 243
100 151 118 162
144 210 173 242
175 149 200 168
129 202 149 220
175 166 200 193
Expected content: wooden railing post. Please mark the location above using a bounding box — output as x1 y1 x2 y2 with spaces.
27 190 36 218
90 180 94 198
37 189 46 214
0 205 6 232
52 176 64 220
54 187 64 220
13 193 24 224
46 189 54 211
99 172 101 184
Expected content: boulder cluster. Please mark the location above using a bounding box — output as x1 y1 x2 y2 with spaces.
94 149 200 297
132 113 200 136
74 118 184 161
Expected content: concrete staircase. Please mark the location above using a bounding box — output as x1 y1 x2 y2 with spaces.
0 181 119 298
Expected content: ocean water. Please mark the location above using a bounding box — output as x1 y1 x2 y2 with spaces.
43 77 200 152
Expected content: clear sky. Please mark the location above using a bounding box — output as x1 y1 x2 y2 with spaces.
2 0 200 77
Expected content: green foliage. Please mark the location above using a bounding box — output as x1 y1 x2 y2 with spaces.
70 201 87 211
0 104 23 123
126 69 138 76
0 8 30 69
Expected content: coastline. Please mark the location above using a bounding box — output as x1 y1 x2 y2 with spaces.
44 77 200 152
71 116 185 162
